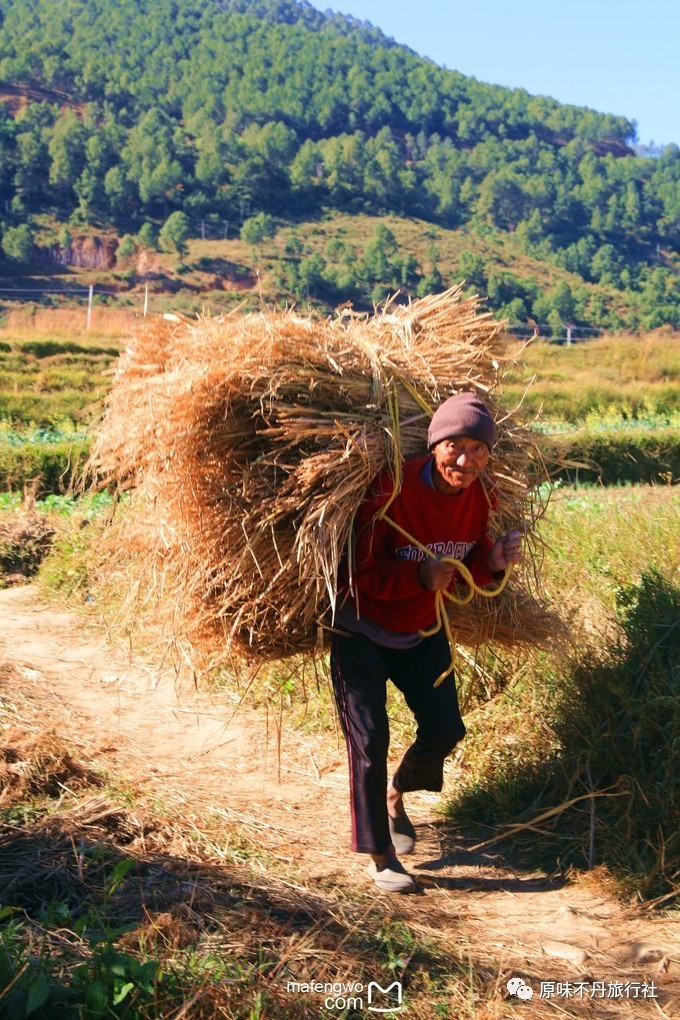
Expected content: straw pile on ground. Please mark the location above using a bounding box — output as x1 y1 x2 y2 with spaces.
90 288 557 665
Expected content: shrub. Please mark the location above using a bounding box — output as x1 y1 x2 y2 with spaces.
37 514 98 597
159 211 190 257
549 572 679 896
0 439 91 494
240 212 276 247
550 428 680 484
19 340 118 359
2 223 34 263
0 511 55 580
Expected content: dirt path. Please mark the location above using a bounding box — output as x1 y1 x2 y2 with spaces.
2 584 679 1016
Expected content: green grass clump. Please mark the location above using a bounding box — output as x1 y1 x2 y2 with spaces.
33 515 101 599
449 573 679 900
540 485 678 605
0 392 100 427
562 572 677 893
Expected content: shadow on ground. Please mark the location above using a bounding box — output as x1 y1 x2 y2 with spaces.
443 570 680 902
414 824 567 893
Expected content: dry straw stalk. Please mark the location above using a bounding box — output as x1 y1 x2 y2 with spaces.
90 287 557 665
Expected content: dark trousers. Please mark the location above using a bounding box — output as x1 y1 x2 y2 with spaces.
330 629 466 855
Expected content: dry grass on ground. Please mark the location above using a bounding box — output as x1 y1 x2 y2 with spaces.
0 674 507 1020
0 306 134 345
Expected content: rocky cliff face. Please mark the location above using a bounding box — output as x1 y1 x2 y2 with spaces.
45 236 119 270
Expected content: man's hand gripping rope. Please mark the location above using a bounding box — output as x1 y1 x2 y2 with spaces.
378 514 514 687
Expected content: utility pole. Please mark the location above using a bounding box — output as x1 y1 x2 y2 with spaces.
86 284 94 331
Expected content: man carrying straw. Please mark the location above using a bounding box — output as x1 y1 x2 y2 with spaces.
331 391 523 893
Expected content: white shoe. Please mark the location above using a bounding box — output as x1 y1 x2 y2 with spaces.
388 808 416 855
367 859 417 894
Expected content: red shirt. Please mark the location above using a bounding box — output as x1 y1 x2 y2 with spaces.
341 455 496 634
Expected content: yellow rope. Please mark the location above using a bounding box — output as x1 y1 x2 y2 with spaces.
393 373 435 416
380 515 513 687
436 592 458 687
381 516 512 601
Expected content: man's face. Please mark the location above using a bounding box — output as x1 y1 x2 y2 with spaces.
432 435 490 494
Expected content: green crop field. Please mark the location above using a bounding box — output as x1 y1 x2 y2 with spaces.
1 311 677 492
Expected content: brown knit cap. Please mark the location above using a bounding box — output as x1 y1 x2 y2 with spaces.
427 392 497 450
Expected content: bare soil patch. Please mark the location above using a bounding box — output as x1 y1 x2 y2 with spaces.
1 585 678 1017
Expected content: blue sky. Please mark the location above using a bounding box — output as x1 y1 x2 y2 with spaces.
308 0 679 147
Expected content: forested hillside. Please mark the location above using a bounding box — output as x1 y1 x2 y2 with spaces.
1 0 679 329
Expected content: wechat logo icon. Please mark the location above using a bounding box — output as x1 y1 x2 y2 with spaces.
507 977 534 1000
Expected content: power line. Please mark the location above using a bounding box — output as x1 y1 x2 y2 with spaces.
0 287 117 295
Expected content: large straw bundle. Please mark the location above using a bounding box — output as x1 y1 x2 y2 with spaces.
90 288 556 664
